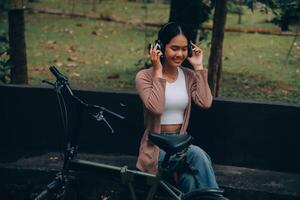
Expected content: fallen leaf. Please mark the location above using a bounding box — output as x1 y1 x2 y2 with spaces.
92 30 100 36
70 72 80 77
47 40 56 44
107 74 120 79
66 63 78 67
68 46 76 53
67 56 79 62
55 62 63 67
62 28 73 34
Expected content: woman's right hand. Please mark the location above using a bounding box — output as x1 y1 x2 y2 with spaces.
149 44 163 78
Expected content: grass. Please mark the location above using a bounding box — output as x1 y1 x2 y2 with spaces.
23 15 146 90
0 1 299 104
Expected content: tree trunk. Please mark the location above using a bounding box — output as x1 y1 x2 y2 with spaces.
238 0 242 24
169 0 211 69
8 8 28 84
208 0 228 97
168 0 210 42
91 0 97 12
70 0 75 14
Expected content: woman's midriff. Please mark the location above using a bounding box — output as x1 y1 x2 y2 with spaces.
160 124 182 132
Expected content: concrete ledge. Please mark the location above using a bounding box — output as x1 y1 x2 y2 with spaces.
1 153 299 200
1 84 300 173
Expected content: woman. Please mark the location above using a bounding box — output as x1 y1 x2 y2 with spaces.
135 22 219 193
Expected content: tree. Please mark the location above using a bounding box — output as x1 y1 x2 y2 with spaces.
246 0 300 31
8 0 28 84
208 0 228 97
168 0 212 42
168 0 213 68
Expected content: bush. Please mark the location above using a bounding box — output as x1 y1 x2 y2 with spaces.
0 30 11 83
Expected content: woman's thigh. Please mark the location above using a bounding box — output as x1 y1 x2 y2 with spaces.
186 145 212 164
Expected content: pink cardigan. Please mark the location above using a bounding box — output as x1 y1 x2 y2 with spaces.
135 67 213 174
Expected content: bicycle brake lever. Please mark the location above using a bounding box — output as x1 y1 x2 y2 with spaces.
102 116 114 134
91 105 125 120
92 111 114 133
42 80 55 86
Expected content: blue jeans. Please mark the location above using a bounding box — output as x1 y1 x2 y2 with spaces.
158 143 219 193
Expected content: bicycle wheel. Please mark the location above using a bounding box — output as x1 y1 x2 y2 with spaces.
61 177 79 200
182 188 229 200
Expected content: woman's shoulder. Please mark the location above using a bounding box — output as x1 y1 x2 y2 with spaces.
181 67 208 78
181 66 195 77
136 67 153 79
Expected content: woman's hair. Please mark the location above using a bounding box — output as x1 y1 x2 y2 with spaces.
157 22 190 46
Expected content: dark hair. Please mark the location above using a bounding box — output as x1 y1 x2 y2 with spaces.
158 22 189 46
157 22 192 57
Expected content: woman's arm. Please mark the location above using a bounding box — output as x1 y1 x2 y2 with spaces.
187 43 213 109
135 70 166 115
191 69 213 109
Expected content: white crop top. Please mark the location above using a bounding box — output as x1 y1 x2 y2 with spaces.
160 68 188 125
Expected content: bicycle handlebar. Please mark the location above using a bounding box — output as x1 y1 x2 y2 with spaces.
49 66 68 82
46 66 124 120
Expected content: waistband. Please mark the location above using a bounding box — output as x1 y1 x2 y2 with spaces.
151 131 180 135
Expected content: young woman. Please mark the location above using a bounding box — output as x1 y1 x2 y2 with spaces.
135 22 219 193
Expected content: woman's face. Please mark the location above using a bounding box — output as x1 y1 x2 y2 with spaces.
163 34 188 68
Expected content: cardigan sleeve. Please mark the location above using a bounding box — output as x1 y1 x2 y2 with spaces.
135 70 166 115
191 69 213 109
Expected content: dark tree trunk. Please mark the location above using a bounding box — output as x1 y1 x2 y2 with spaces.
91 0 97 12
208 0 228 97
169 0 211 69
238 0 242 24
8 9 28 84
169 0 210 42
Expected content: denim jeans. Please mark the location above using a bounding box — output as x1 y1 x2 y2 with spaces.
158 134 219 193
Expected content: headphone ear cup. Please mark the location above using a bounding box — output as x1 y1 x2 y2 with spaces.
155 39 164 58
188 41 193 57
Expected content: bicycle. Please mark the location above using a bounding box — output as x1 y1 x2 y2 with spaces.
34 66 228 200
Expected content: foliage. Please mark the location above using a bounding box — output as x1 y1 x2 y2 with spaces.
227 0 244 15
0 0 9 12
0 29 11 83
1 0 299 103
245 0 300 31
169 0 213 42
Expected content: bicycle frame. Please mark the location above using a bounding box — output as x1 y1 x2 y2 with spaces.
68 158 184 200
44 66 184 200
36 66 225 200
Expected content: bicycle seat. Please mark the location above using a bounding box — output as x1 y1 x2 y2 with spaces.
149 133 193 155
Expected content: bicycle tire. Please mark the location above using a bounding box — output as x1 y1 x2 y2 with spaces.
182 189 229 200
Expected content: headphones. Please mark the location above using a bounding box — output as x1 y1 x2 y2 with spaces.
155 22 193 58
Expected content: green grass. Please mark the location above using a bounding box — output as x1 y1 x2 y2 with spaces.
0 1 299 104
27 0 169 24
24 15 147 90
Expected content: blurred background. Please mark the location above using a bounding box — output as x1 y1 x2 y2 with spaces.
0 0 299 103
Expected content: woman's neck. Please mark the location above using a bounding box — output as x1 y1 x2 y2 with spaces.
162 65 179 83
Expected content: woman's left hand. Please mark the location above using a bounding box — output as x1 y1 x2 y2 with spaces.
187 43 204 70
